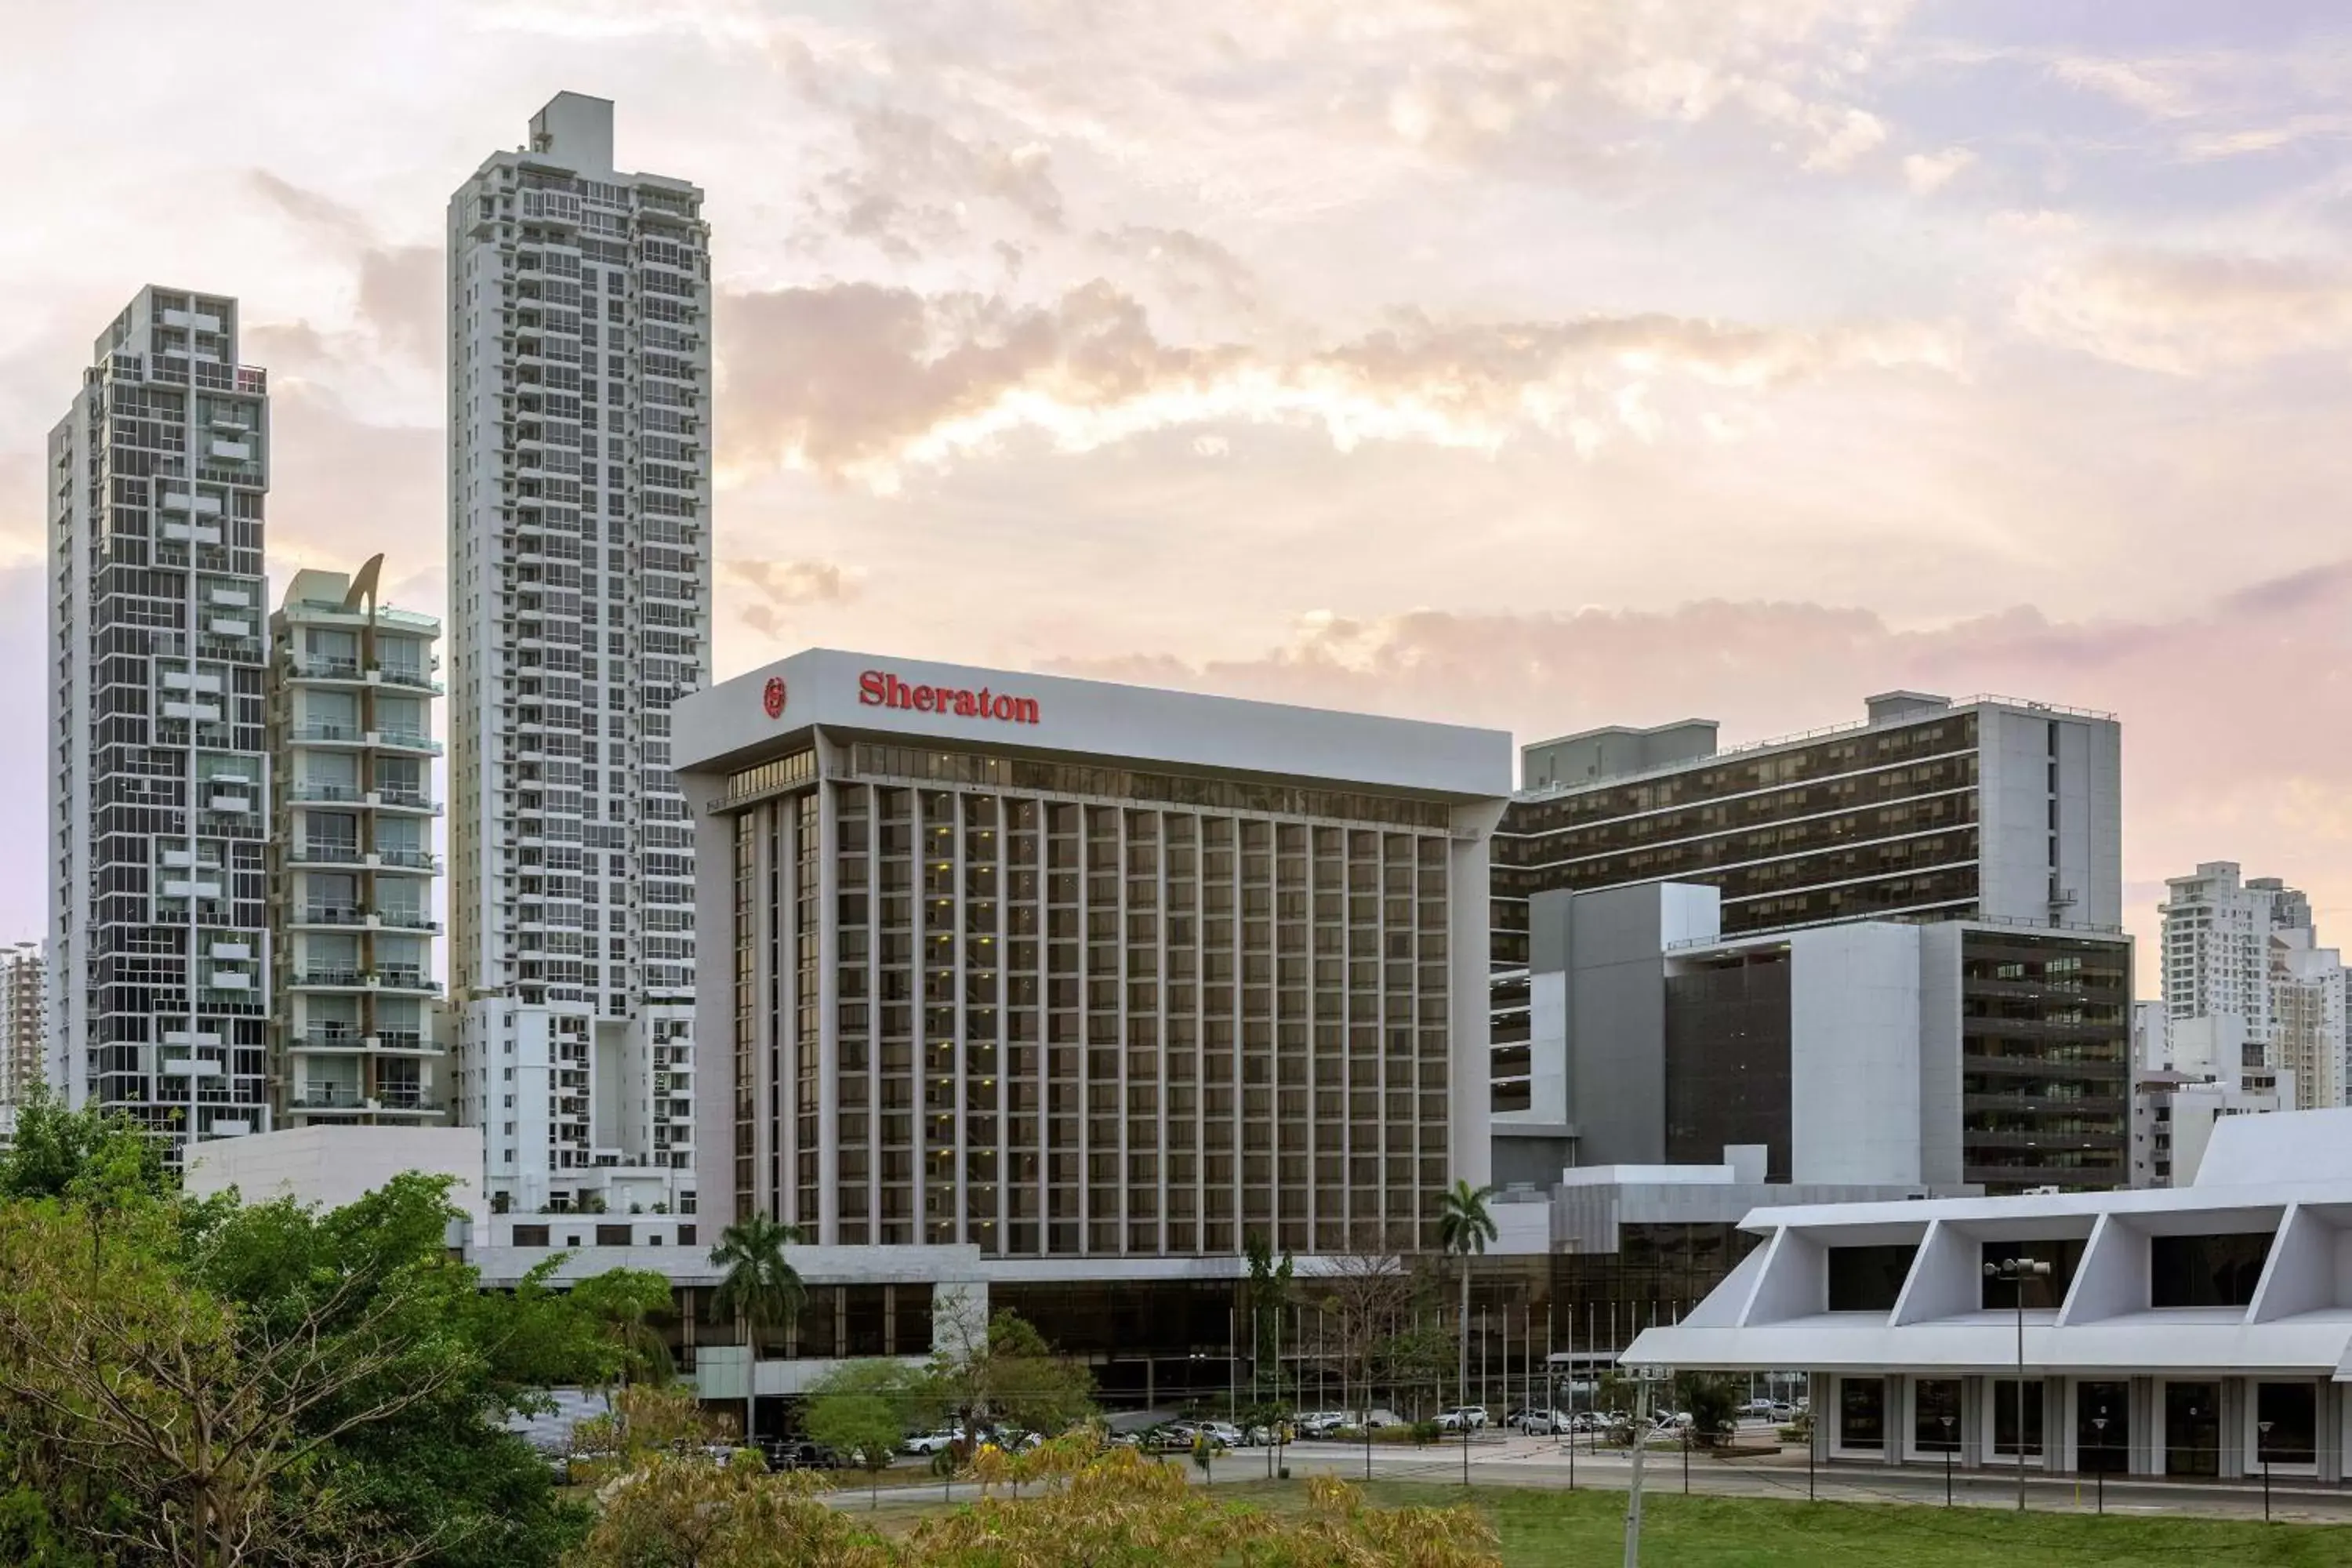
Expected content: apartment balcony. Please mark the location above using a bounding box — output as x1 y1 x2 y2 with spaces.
373 665 445 695
374 967 443 997
290 840 368 870
373 729 443 756
374 1088 447 1115
376 909 441 932
292 902 366 928
374 847 442 874
372 1030 437 1055
289 655 365 682
289 782 365 805
292 722 365 746
292 965 369 990
372 788 442 816
292 1030 370 1054
289 1090 367 1112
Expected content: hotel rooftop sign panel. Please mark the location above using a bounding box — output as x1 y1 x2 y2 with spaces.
673 648 1512 799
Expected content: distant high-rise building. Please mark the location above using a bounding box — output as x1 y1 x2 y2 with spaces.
0 941 45 1133
48 288 273 1150
2161 862 2347 1111
445 94 712 1214
267 557 449 1127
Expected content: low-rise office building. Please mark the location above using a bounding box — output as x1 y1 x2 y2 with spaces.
1494 693 2130 1181
1501 880 2130 1195
672 648 1512 1399
1625 1108 2352 1481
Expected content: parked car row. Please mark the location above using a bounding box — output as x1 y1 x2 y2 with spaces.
901 1425 1047 1457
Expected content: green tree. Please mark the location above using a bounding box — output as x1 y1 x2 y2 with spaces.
1243 1231 1294 1407
0 1168 604 1567
806 1360 931 1508
925 1304 1094 1457
0 1087 169 1206
1436 1181 1497 1410
708 1214 805 1443
570 1268 677 1406
1674 1370 1740 1448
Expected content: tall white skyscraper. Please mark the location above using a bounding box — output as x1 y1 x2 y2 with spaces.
446 95 711 1214
47 288 274 1149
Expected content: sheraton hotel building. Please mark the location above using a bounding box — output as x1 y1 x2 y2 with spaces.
674 650 1511 1353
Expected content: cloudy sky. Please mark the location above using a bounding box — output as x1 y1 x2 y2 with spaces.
5 0 2351 980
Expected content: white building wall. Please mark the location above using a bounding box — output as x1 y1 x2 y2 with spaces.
1788 923 1924 1184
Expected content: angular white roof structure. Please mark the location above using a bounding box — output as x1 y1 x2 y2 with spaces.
1624 1108 2352 1380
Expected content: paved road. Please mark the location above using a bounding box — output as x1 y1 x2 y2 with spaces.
1272 1433 2352 1525
815 1433 2352 1526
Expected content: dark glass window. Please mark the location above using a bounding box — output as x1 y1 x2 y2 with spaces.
1914 1378 1962 1452
2150 1233 2270 1308
1979 1239 2085 1309
1663 953 1791 1181
511 1224 550 1247
1991 1379 2043 1455
1827 1244 1917 1312
2257 1382 2317 1465
1838 1377 1886 1450
595 1224 632 1247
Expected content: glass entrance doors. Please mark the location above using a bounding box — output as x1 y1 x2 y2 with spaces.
2077 1381 2128 1474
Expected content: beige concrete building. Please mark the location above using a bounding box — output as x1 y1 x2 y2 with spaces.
267 557 448 1127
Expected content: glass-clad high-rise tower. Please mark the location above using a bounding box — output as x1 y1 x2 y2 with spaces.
48 287 274 1149
446 94 712 1214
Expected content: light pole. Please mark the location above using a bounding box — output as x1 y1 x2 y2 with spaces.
2091 1412 2107 1515
2259 1419 2274 1522
1940 1414 1955 1507
1983 1257 2053 1513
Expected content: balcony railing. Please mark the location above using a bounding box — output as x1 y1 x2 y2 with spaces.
294 1031 367 1051
376 1089 445 1112
374 787 437 811
376 848 441 871
292 841 365 866
292 722 362 744
376 910 441 931
298 904 365 925
375 666 444 693
293 967 367 987
290 1089 363 1109
290 655 362 680
376 968 442 994
291 782 364 804
376 730 442 754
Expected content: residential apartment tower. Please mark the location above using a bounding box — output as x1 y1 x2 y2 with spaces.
47 288 273 1149
446 95 712 1214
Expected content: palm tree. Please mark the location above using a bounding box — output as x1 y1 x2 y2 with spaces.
709 1213 805 1445
1436 1180 1497 1413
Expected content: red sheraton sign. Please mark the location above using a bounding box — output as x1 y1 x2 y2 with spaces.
858 669 1041 725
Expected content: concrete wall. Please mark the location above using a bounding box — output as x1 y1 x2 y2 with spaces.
184 1124 488 1225
1789 924 1924 1185
1552 884 1700 1167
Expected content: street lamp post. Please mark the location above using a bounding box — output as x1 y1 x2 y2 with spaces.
1940 1414 1956 1507
2259 1419 2274 1523
2091 1413 2107 1515
1983 1257 2053 1513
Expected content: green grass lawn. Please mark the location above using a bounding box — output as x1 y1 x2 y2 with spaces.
1467 1485 2352 1566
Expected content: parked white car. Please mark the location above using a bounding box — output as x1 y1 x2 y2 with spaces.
1435 1406 1490 1432
902 1428 963 1456
1512 1408 1570 1435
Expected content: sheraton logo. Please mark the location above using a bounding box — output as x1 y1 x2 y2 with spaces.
858 669 1041 725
